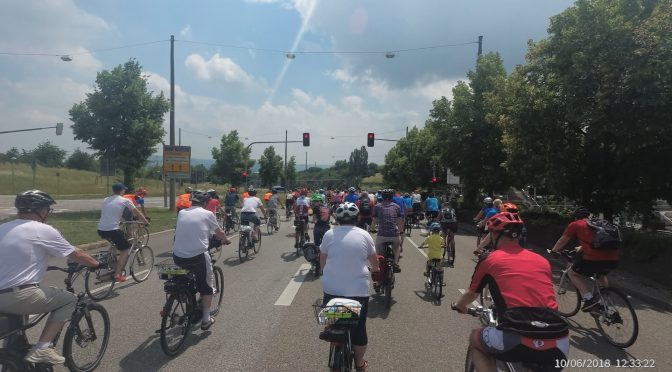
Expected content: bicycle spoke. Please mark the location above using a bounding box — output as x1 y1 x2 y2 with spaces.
64 304 110 372
595 288 639 347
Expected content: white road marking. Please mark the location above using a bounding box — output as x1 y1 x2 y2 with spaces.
458 288 482 307
274 263 312 306
406 237 427 258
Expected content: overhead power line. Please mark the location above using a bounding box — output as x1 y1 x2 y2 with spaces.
0 39 168 57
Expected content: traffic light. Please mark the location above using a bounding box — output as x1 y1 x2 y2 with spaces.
242 170 247 178
432 176 438 183
367 133 375 147
55 122 63 135
303 132 310 146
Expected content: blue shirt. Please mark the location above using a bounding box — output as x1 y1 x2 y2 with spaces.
345 193 359 203
402 196 413 209
392 196 405 216
425 197 439 212
484 207 499 220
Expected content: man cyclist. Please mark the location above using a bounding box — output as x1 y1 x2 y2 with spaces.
0 190 101 365
311 195 332 246
267 189 282 231
392 191 407 252
344 187 359 203
454 212 569 371
176 186 193 214
205 189 225 224
173 190 231 331
356 192 373 231
372 189 403 273
239 188 267 242
97 182 149 282
293 189 311 248
402 192 414 228
439 203 458 267
551 207 619 312
424 192 440 223
285 190 294 219
123 187 148 217
411 189 422 215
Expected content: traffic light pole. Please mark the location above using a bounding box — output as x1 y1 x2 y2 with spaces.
244 140 302 187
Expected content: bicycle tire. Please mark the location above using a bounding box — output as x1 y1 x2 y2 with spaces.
160 293 192 356
342 341 353 372
63 302 110 372
384 267 393 309
0 353 26 372
211 266 224 316
464 345 475 372
130 245 154 282
84 267 115 301
253 229 261 253
434 271 443 302
552 269 581 317
266 220 273 235
595 287 639 348
238 235 249 261
328 344 341 370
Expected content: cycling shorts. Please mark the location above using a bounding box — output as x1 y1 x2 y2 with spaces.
97 229 132 251
294 215 309 231
441 221 458 234
477 326 568 368
240 212 261 227
173 253 214 295
572 257 618 277
426 211 439 220
375 235 400 256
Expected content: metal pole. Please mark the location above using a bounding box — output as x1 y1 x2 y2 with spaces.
169 34 176 211
11 160 15 194
179 128 181 146
284 130 288 186
477 35 483 56
305 152 307 171
106 157 110 194
31 157 36 188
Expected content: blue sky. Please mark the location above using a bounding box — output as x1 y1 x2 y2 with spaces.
0 0 574 166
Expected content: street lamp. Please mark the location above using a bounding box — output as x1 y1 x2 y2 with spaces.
10 157 17 194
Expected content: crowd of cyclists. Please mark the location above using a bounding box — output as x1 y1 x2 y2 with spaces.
0 180 624 371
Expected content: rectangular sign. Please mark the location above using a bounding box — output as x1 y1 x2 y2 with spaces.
446 168 461 185
163 145 191 179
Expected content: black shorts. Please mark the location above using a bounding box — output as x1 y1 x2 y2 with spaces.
240 212 261 226
322 293 369 346
440 221 458 233
412 203 421 213
426 211 439 219
173 253 214 295
294 216 309 231
572 258 619 277
97 229 132 251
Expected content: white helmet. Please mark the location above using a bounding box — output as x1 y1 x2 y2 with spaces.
483 197 493 205
335 202 359 221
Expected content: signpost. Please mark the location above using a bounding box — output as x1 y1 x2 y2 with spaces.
446 168 461 185
163 145 191 180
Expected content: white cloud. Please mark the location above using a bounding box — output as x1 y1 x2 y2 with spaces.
179 25 192 38
185 53 265 89
292 89 312 105
342 96 363 111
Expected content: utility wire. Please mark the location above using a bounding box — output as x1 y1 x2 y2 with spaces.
0 39 168 57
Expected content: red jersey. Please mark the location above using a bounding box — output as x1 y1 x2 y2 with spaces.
563 219 619 261
469 243 558 311
204 199 221 214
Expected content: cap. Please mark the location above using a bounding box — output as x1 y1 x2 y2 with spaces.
112 182 126 192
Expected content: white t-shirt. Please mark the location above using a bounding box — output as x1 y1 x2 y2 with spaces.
173 206 220 258
97 194 135 231
240 196 263 213
320 225 376 297
0 219 75 289
412 193 422 203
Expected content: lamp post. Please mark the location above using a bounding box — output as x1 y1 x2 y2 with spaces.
10 157 17 194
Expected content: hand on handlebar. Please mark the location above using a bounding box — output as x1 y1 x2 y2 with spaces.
94 261 108 270
451 303 465 313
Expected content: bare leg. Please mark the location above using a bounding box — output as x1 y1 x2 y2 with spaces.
39 321 66 343
115 249 130 277
470 330 496 372
353 345 367 369
568 269 591 297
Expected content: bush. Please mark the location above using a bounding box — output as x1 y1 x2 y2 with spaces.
621 229 672 262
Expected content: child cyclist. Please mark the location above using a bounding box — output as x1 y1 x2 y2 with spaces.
421 223 444 279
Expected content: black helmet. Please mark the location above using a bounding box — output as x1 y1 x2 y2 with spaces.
272 189 278 194
191 190 211 205
15 190 56 213
381 189 394 200
248 188 257 196
572 206 590 220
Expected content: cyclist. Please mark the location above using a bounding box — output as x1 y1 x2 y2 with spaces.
344 187 359 203
175 186 193 214
97 182 149 282
173 190 231 331
293 189 311 248
411 189 422 215
285 190 294 218
439 204 458 267
392 191 407 252
0 190 101 365
311 195 332 246
267 189 281 231
356 192 373 231
402 193 414 226
204 189 225 219
123 187 147 217
239 188 267 242
329 189 342 211
420 222 444 284
473 197 496 224
502 202 527 246
424 192 440 223
454 212 569 371
223 187 239 215
319 202 379 372
551 207 619 312
372 189 403 273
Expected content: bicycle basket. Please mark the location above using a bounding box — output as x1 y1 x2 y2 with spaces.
313 298 361 327
157 259 189 280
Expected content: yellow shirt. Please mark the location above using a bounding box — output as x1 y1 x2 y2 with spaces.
423 234 444 260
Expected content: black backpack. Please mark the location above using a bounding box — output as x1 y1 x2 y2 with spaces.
586 219 621 250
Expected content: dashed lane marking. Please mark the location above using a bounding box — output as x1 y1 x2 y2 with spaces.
458 288 482 307
274 263 312 306
405 236 427 258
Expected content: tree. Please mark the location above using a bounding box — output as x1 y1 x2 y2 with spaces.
70 59 169 191
258 146 283 187
367 162 379 176
210 130 254 186
30 141 66 167
0 147 21 162
347 146 369 185
65 148 98 171
285 156 297 188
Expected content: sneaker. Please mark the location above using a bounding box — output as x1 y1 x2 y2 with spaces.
373 283 381 294
201 317 216 331
448 260 455 268
393 265 401 273
25 347 66 365
114 274 127 283
581 297 599 312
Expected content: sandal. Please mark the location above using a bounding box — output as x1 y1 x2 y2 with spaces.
355 360 369 371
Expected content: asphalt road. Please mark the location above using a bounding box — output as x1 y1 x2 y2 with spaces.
32 219 672 371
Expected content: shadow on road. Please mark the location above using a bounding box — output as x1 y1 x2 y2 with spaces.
413 289 443 307
281 252 300 262
367 296 394 319
221 255 256 267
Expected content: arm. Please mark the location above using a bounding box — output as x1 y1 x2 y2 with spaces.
474 210 484 221
455 290 479 313
213 227 231 245
368 254 380 272
319 252 327 272
477 233 492 251
66 249 99 267
132 207 150 225
551 235 571 253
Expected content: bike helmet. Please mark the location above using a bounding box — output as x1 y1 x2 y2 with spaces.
429 222 441 232
229 187 236 193
348 187 356 193
185 186 193 193
248 188 257 196
207 189 218 198
381 189 394 200
486 212 524 233
272 189 278 194
191 190 211 204
15 190 56 213
135 187 147 196
483 197 493 205
502 202 519 213
335 202 359 221
572 206 590 220
310 194 323 203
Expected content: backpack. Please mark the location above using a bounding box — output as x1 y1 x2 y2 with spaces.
440 208 456 222
359 198 371 214
586 219 621 250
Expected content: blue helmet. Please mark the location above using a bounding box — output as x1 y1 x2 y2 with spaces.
429 222 441 232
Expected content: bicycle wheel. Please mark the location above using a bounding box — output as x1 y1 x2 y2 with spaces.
160 293 193 356
253 228 261 253
464 345 475 372
130 245 155 282
342 341 354 372
63 302 110 372
328 344 342 370
266 220 273 235
84 267 115 301
0 354 25 372
479 285 494 325
384 268 393 309
137 226 149 246
434 270 443 302
238 235 249 261
210 266 224 316
595 287 639 348
552 270 581 317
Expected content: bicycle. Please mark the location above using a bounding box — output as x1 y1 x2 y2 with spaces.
121 220 149 247
0 264 110 372
404 214 413 236
373 242 395 309
549 249 639 348
238 219 262 262
295 219 309 257
424 259 444 304
266 209 280 235
85 236 155 301
223 208 239 235
442 229 456 267
157 247 224 357
314 298 362 372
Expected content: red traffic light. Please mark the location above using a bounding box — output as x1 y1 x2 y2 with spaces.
242 171 248 177
367 132 375 147
303 132 310 146
432 177 438 183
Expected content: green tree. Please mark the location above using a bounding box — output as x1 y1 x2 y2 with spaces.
70 59 169 190
65 148 98 171
367 162 379 176
30 141 66 167
258 146 283 187
210 130 254 187
347 146 369 185
382 127 440 191
285 156 297 188
1 147 21 162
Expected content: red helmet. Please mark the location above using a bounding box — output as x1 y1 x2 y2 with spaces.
502 202 519 213
135 187 147 196
229 187 236 193
486 212 524 232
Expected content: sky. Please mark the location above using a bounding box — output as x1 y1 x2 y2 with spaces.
0 0 575 167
